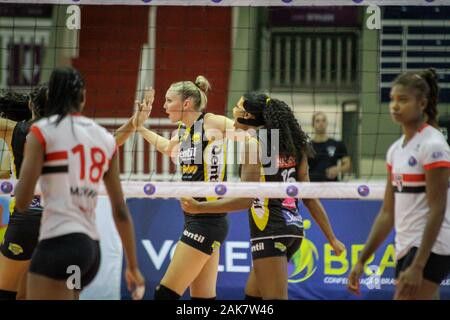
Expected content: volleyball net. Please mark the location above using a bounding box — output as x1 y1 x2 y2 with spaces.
0 180 385 199
1 0 449 189
2 2 450 300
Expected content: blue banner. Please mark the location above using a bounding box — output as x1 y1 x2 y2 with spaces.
123 198 450 300
0 196 10 242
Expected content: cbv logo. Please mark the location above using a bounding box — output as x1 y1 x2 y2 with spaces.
141 240 251 273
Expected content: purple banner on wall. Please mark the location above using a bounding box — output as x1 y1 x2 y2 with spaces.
268 7 361 27
0 4 52 18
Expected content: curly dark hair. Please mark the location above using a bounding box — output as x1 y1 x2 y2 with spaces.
29 83 48 119
0 83 48 122
393 68 439 127
242 92 313 164
0 89 31 121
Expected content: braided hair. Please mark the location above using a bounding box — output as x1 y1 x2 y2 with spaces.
46 67 85 125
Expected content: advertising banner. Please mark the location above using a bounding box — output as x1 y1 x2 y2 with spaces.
123 198 450 300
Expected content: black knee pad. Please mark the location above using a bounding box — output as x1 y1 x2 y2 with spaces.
153 284 181 300
245 294 262 300
0 289 17 300
191 296 216 300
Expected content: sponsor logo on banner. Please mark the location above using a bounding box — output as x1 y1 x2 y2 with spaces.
288 219 398 289
128 198 450 299
289 220 319 283
365 265 382 290
142 239 251 273
0 197 10 244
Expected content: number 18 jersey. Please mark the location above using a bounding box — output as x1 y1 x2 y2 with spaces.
30 114 116 241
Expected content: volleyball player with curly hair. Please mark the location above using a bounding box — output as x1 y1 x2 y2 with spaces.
182 92 345 299
0 85 48 300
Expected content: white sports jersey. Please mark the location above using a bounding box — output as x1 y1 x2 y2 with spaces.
30 114 116 241
387 124 450 258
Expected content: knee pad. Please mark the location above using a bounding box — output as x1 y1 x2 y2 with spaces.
0 289 17 300
153 284 181 300
244 294 262 300
191 296 216 300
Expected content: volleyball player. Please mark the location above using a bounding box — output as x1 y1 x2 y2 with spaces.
131 76 234 300
181 93 345 299
0 86 47 300
0 84 150 300
14 67 145 300
348 69 450 300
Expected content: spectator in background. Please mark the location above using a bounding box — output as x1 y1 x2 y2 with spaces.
308 112 351 181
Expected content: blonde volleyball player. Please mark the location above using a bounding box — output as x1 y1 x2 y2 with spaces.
348 69 450 300
181 93 345 300
14 67 145 300
131 76 234 300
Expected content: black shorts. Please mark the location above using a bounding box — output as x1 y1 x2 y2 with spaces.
180 215 228 255
251 236 303 261
395 247 450 285
0 209 42 261
29 233 100 289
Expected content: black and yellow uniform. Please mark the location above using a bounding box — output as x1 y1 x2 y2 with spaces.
178 113 228 255
248 133 304 261
0 121 42 260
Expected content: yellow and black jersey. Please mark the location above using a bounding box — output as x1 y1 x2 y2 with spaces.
178 113 227 217
248 131 303 241
8 120 42 214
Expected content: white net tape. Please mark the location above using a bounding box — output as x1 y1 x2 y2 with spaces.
0 0 445 6
0 180 385 199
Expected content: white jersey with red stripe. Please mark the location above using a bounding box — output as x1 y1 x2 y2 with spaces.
30 114 116 241
387 124 450 259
